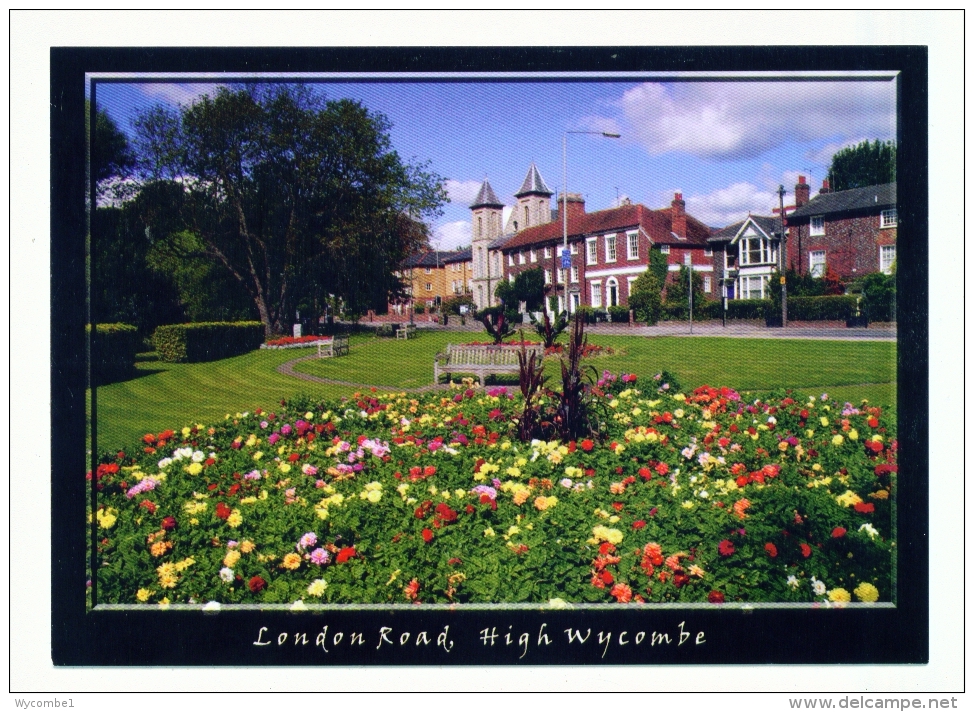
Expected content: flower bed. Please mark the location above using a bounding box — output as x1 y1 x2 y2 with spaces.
91 379 895 606
260 335 333 350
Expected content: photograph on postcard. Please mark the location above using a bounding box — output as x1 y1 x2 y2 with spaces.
53 46 927 666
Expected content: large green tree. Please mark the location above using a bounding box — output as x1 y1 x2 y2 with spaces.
827 139 896 191
133 85 446 336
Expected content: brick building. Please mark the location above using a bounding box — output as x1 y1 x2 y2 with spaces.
393 248 472 313
708 215 785 300
787 177 897 279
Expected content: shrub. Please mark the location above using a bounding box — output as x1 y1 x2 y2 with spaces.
607 305 630 323
529 310 569 348
726 299 770 320
856 272 896 322
442 295 475 316
785 296 859 321
152 321 264 363
629 270 662 325
87 323 140 385
573 305 596 324
475 306 515 345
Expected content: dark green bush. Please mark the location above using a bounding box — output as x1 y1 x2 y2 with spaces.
442 295 475 316
856 272 896 322
573 305 596 323
87 323 140 385
628 270 662 324
152 321 264 363
607 305 630 323
784 295 859 321
726 299 770 320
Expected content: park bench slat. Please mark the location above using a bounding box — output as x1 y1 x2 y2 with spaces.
433 343 545 386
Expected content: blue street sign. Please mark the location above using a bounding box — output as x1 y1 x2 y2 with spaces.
561 248 571 269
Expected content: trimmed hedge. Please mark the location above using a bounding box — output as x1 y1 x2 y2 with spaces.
87 323 140 385
607 305 630 323
152 321 264 363
783 295 859 321
726 299 771 320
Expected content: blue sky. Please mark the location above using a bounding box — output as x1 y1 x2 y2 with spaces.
93 75 896 249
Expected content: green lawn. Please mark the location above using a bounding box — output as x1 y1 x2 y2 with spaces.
91 331 896 453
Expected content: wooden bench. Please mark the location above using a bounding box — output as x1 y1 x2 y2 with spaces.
433 343 545 386
317 334 350 358
396 324 417 340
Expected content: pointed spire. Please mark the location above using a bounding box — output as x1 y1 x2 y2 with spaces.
514 163 553 198
470 179 504 209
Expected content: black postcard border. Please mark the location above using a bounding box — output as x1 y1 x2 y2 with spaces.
50 45 928 668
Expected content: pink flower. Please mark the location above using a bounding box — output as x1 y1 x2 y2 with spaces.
718 539 735 556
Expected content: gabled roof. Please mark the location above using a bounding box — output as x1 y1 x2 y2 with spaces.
498 203 711 252
789 183 896 219
514 163 553 197
403 250 466 268
441 248 472 263
709 215 784 243
470 179 504 209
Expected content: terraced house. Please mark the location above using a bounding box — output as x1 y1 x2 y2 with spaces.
393 248 472 313
470 164 716 314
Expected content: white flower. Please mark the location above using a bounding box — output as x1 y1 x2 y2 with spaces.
560 478 573 489
219 567 234 583
787 575 800 590
202 601 221 612
191 450 205 462
859 523 880 539
157 457 173 469
698 490 709 499
811 578 827 596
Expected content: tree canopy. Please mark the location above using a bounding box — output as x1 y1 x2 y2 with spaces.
827 139 896 191
132 85 446 335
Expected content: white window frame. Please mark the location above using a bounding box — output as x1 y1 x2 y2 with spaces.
590 281 603 308
570 242 579 255
424 267 432 274
880 245 896 274
810 216 825 236
557 268 565 284
605 277 619 307
570 265 579 283
425 282 433 291
704 248 713 257
880 209 897 229
703 276 712 294
544 246 552 259
530 249 537 263
809 250 826 278
659 244 670 255
518 251 526 265
627 232 639 260
544 269 551 284
508 253 515 267
586 237 598 265
605 234 617 263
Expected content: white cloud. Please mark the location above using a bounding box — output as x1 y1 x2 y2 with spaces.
684 182 780 227
805 137 870 166
590 81 895 161
444 179 483 206
136 82 227 107
432 220 471 251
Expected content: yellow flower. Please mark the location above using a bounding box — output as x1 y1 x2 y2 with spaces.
854 582 880 603
682 501 694 509
156 563 178 589
832 434 844 447
778 441 789 452
506 466 521 478
281 553 302 570
835 490 863 507
150 540 172 557
174 557 195 572
307 579 328 597
483 527 495 538
239 496 257 505
366 489 382 503
227 509 243 528
186 462 203 475
239 540 255 554
96 508 117 529
828 588 851 603
533 496 550 511
820 417 830 427
869 489 889 500
181 427 191 438
278 463 291 473
591 525 623 545
223 550 241 568
253 452 263 461
848 429 859 441
136 588 151 602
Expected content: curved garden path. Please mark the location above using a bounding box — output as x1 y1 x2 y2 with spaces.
276 353 446 393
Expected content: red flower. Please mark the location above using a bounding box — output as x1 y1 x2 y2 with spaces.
161 516 177 531
854 502 875 514
718 539 735 556
228 483 240 496
142 433 156 444
764 543 778 558
610 583 633 603
611 502 624 512
248 576 266 593
831 527 847 538
215 503 232 520
421 528 434 543
580 439 594 452
423 466 437 477
632 520 646 530
673 573 690 588
638 467 652 480
800 543 812 558
139 500 157 514
434 503 458 523
598 542 616 556
708 590 725 604
655 462 669 476
336 546 357 564
601 570 614 585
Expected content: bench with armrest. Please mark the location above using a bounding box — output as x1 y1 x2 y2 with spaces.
317 333 350 358
433 343 545 386
396 324 417 339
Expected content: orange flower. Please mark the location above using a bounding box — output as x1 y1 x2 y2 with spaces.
733 498 751 520
610 583 633 603
513 489 531 506
404 578 420 601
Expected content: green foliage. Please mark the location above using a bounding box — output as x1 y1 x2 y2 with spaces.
607 305 630 323
512 268 546 312
152 322 264 363
529 310 569 348
133 85 446 336
441 295 476 316
827 139 896 191
554 317 601 442
785 296 860 321
649 247 669 286
475 306 515 345
628 269 663 325
86 99 136 204
87 323 140 386
853 272 896 322
665 265 706 311
725 299 771 320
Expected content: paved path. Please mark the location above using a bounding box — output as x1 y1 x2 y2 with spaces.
276 353 448 393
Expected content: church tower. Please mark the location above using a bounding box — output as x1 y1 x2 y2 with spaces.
470 179 504 310
506 163 553 233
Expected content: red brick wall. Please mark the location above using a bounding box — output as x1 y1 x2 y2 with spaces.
788 211 896 278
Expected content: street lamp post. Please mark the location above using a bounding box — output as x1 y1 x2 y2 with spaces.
778 184 788 328
562 130 620 313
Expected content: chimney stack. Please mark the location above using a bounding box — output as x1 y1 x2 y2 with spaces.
671 192 686 238
795 176 810 208
820 178 831 195
557 192 586 225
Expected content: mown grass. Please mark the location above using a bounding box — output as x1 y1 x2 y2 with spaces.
92 330 896 453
